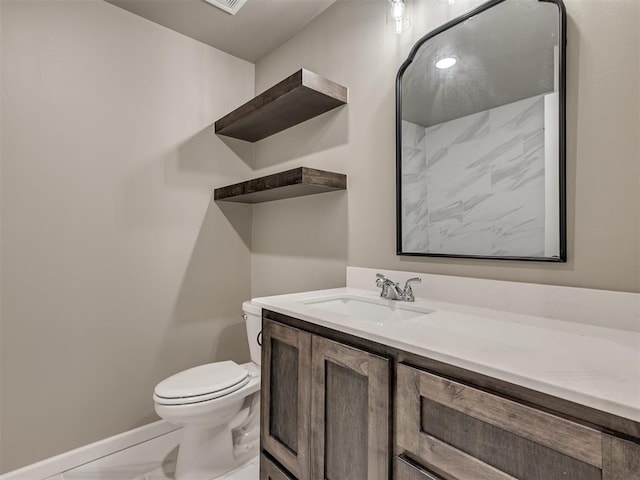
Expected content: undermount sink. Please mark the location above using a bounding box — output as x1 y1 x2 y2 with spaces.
301 295 433 325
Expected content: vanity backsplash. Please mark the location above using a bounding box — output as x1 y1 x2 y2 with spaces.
347 267 639 332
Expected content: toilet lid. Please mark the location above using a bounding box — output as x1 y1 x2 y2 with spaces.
154 361 249 402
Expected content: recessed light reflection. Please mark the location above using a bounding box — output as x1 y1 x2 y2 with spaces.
435 57 457 69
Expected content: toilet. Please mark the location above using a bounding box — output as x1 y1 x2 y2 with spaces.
153 301 262 480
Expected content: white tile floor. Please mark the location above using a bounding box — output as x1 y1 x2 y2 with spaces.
57 427 258 480
134 455 259 480
59 429 181 480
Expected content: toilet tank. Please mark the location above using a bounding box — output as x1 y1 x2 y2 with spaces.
242 301 262 366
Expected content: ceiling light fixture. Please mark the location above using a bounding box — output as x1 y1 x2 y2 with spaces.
435 57 457 69
389 0 407 34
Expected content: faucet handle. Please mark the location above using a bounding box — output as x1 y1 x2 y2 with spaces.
403 277 421 289
402 277 422 301
375 273 387 286
376 273 395 298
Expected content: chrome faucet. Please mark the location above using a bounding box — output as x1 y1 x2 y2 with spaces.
375 273 421 302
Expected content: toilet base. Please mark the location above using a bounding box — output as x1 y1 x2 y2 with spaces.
173 394 260 480
175 424 234 480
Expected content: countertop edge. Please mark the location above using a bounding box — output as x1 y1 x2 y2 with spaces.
252 287 640 425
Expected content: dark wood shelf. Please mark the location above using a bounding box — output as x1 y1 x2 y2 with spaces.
214 167 346 204
214 69 348 142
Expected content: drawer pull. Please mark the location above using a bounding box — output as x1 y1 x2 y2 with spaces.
397 455 444 480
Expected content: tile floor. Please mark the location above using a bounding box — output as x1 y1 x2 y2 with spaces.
53 427 258 480
134 455 259 480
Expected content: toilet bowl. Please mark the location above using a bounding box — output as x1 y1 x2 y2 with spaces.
153 301 262 480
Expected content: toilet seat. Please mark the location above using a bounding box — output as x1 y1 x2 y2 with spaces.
154 361 250 406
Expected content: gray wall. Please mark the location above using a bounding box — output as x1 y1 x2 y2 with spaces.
252 0 640 296
0 0 254 472
1 0 638 473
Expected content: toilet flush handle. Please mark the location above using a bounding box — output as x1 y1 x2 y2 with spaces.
243 313 262 346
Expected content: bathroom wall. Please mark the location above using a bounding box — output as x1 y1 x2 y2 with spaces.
0 0 254 472
251 0 640 296
1 0 638 473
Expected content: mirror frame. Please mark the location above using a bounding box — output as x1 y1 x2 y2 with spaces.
396 0 567 262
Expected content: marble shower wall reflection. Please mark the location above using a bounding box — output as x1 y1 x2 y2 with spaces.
401 94 549 256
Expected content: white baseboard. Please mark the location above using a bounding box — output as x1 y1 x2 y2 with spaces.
0 421 180 480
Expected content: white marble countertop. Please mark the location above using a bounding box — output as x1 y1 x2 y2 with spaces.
252 287 640 423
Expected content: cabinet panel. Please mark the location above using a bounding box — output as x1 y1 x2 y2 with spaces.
261 319 311 479
397 364 603 480
269 339 299 450
325 360 369 479
311 335 390 480
420 397 600 480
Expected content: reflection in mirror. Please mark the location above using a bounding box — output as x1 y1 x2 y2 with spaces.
397 0 566 261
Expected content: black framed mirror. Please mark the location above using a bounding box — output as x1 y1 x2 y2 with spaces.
396 0 567 261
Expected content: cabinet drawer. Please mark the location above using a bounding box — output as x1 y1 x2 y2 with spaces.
396 364 603 480
261 454 294 480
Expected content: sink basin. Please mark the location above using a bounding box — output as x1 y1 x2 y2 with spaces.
301 295 433 325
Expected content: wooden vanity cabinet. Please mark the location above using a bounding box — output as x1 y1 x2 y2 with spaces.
261 311 640 480
261 318 391 480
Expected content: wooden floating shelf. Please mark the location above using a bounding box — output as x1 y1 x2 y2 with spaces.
214 69 348 142
214 167 347 204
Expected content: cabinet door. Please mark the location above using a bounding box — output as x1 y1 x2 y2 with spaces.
311 335 390 480
397 364 604 480
261 319 312 479
261 454 295 480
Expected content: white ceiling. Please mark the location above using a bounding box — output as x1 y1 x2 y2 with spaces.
104 0 337 62
402 0 560 127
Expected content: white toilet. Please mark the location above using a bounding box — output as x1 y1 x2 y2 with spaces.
153 301 262 480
